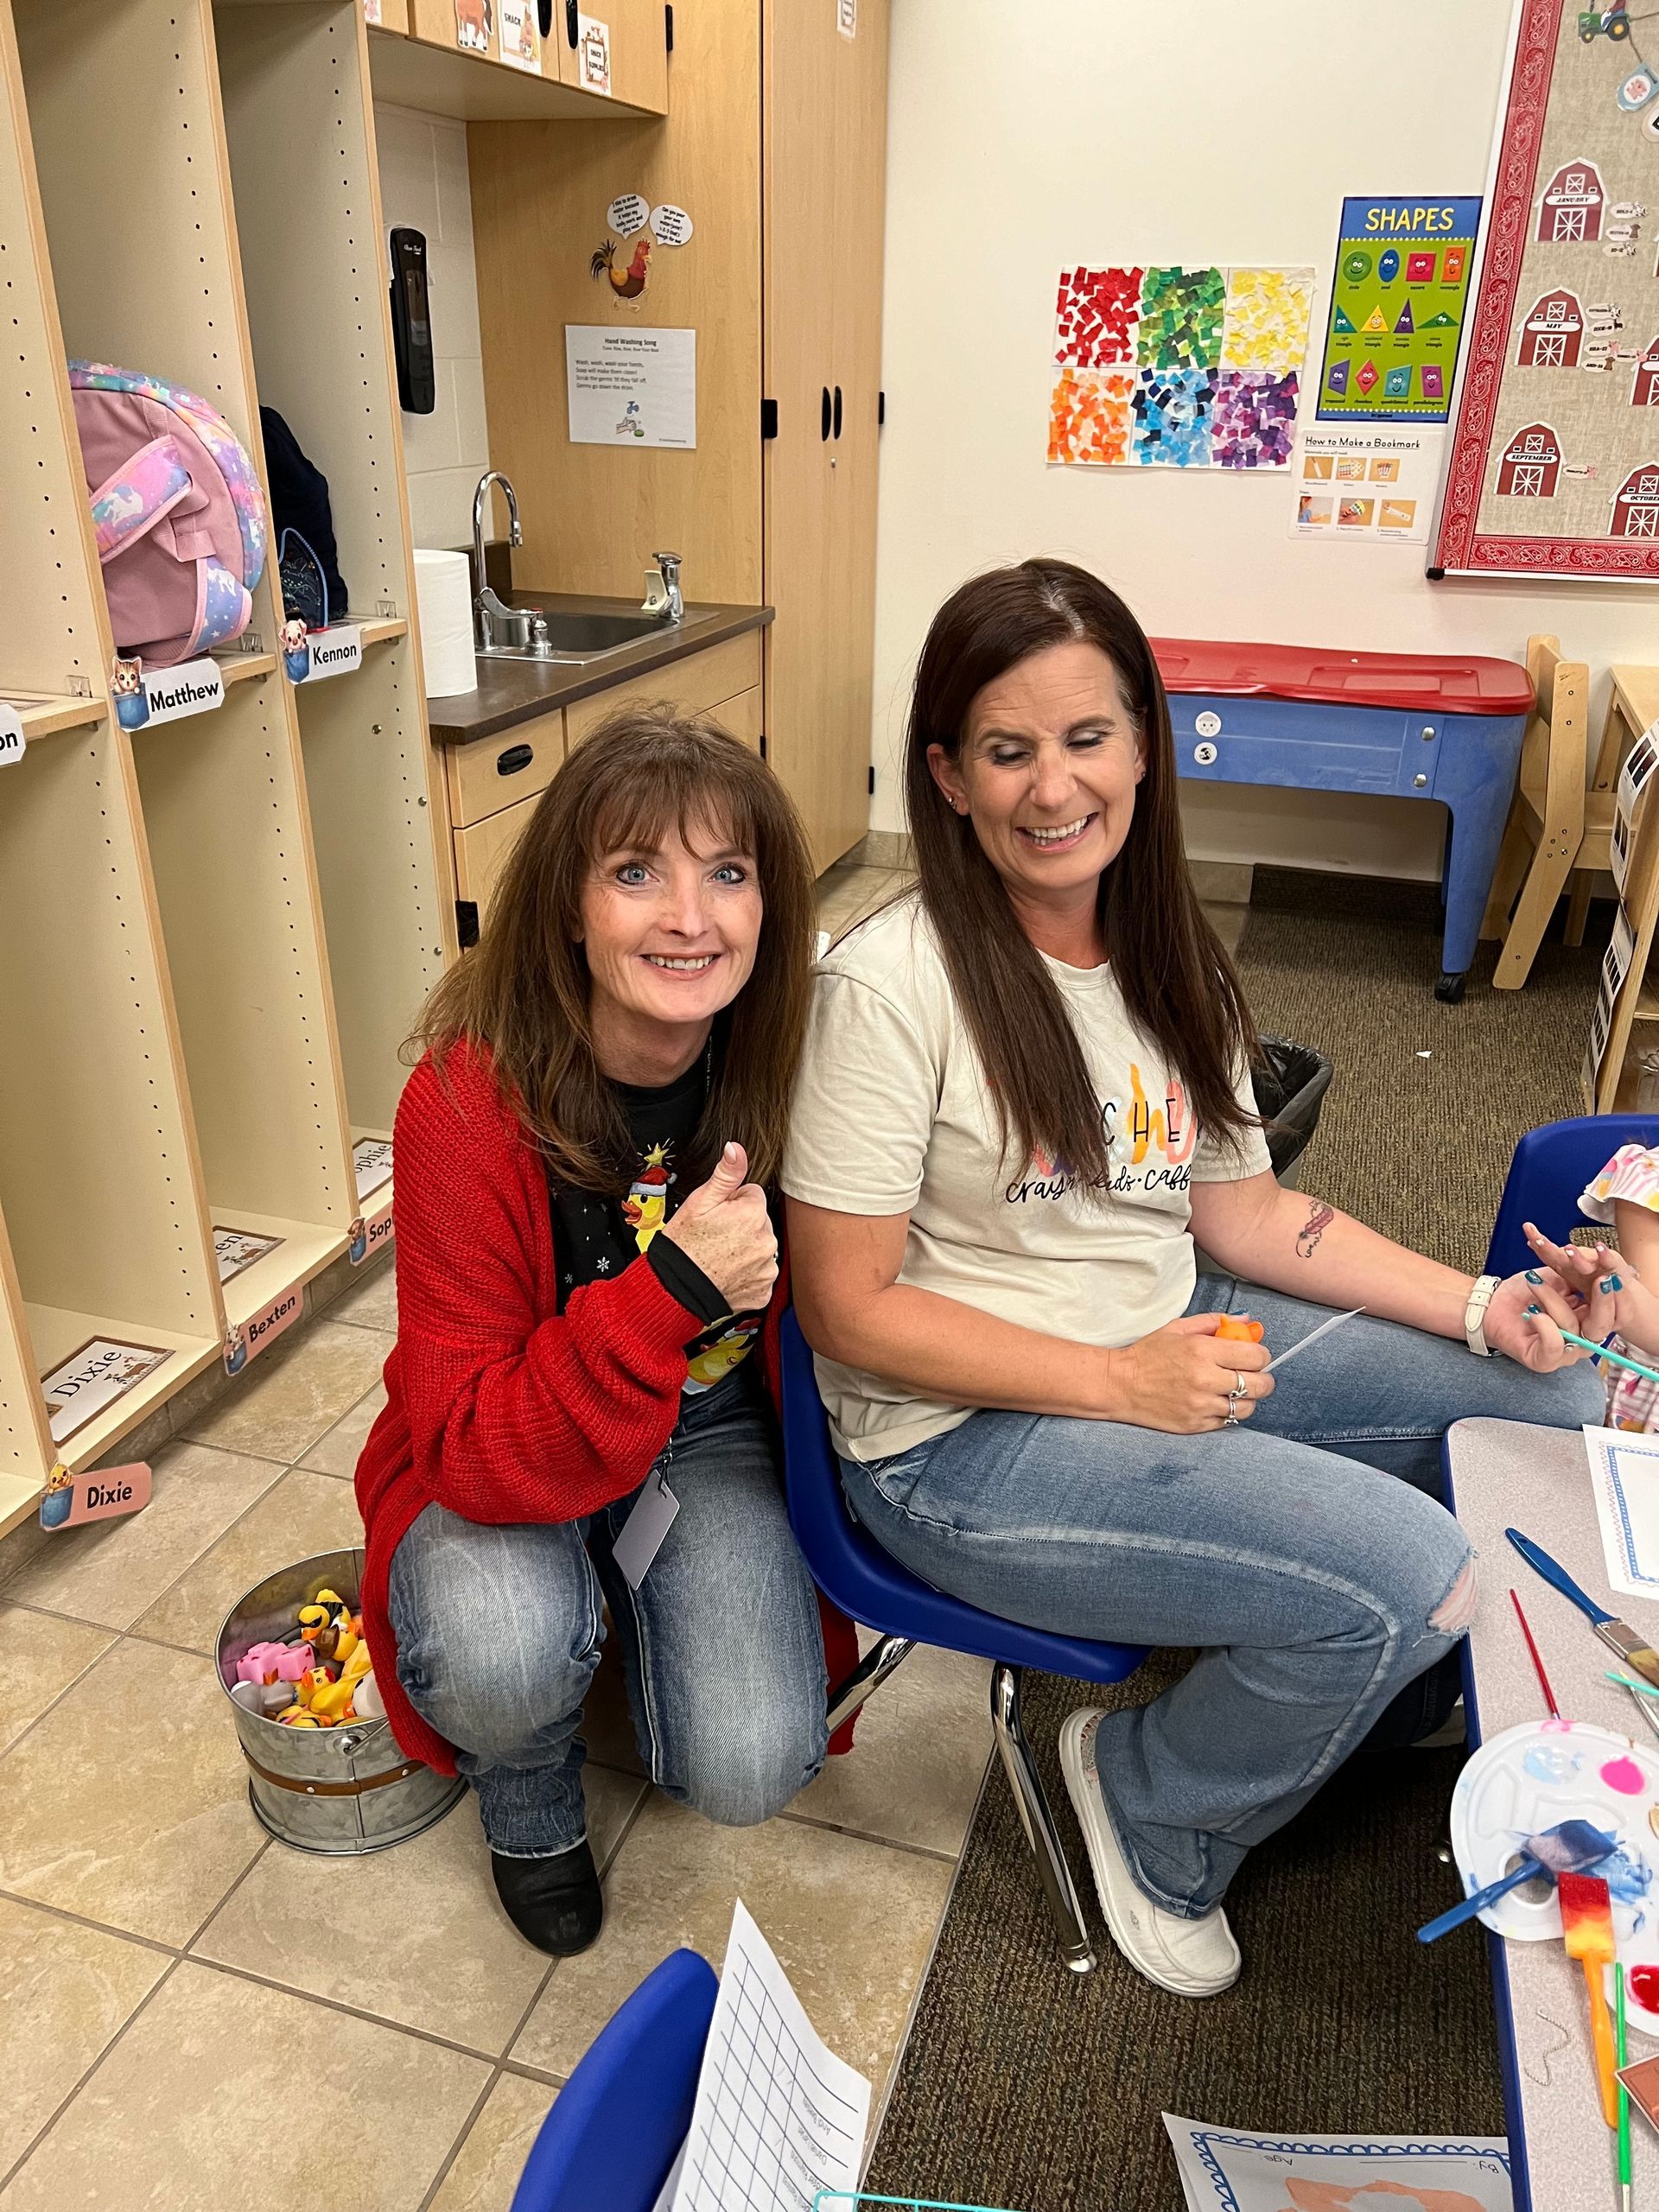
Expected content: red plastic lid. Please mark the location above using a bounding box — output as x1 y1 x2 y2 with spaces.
1150 637 1533 718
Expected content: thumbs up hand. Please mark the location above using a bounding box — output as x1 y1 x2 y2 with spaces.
659 1142 778 1313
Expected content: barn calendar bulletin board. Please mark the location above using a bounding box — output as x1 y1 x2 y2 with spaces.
1432 0 1659 580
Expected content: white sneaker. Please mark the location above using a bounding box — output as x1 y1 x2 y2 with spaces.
1058 1707 1242 1999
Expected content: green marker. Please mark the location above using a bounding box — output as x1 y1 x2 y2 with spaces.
1618 1961 1631 2212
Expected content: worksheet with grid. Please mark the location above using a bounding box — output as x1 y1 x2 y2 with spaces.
671 1902 871 2212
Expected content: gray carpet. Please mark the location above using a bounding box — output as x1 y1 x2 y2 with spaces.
863 870 1605 2212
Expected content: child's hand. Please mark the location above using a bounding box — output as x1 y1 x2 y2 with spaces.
1522 1220 1659 1359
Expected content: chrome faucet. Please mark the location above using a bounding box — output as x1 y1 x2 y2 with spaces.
642 550 683 625
472 472 538 651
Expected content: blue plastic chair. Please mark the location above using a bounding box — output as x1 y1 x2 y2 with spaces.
1484 1113 1659 1276
510 1947 716 2212
779 1307 1147 1975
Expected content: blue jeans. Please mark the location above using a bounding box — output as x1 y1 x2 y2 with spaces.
389 1379 830 1855
839 1274 1606 1917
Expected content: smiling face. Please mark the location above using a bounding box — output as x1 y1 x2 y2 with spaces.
576 814 762 1081
926 638 1146 924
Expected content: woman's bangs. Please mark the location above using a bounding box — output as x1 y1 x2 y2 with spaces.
585 749 762 867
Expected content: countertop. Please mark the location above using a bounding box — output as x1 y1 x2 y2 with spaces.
423 593 772 746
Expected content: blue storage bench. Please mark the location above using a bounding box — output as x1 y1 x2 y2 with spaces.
1154 638 1534 1001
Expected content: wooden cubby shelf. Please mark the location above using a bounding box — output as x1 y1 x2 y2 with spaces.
0 0 456 1513
216 0 451 1150
6 695 104 741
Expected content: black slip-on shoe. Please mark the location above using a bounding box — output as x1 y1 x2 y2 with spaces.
491 1837 604 1956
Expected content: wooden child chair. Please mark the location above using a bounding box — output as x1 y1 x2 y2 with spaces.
1480 633 1596 990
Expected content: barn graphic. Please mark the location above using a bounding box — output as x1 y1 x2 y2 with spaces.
1516 289 1585 368
1535 159 1605 245
1611 461 1659 537
1634 339 1659 407
1496 423 1563 498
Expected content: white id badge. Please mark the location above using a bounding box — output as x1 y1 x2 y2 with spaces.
612 1469 681 1590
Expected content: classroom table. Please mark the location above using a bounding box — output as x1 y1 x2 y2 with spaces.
1444 1417 1658 2212
1154 640 1533 1002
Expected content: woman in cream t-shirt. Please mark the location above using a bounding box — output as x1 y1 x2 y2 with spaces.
784 558 1605 2001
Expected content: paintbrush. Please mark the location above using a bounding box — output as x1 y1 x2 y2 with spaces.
1417 1819 1615 1942
1511 1586 1560 1719
1560 1870 1622 2129
1507 1528 1659 1691
1618 1961 1632 2212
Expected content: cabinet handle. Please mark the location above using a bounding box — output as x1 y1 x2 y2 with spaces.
833 385 842 439
566 0 578 45
497 742 535 777
820 387 832 442
537 0 553 34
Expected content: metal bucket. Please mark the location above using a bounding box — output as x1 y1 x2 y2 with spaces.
215 1547 465 1855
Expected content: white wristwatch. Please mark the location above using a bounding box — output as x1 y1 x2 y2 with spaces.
1465 1274 1501 1357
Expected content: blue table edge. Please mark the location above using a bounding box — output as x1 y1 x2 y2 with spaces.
1441 1433 1533 2212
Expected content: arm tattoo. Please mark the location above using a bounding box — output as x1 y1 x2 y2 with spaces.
1296 1201 1336 1260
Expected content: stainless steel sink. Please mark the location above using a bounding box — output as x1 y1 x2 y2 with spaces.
478 609 714 664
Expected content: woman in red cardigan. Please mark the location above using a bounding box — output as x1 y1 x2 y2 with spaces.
355 709 855 1956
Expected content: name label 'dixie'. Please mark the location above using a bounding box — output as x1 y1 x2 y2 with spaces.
40 1460 152 1531
224 1285 302 1375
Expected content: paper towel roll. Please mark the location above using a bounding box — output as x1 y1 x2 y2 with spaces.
413 548 476 699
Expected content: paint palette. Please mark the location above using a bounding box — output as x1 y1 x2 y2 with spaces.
1449 1719 1659 2034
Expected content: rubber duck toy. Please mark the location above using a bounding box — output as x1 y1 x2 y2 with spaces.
298 1590 359 1663
230 1678 296 1718
1215 1315 1266 1344
309 1641 372 1722
276 1707 321 1728
352 1669 385 1722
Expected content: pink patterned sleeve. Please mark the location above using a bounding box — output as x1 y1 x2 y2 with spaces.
1580 1142 1659 1226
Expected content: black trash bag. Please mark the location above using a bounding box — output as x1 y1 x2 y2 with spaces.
261 405 350 628
1251 1034 1334 1179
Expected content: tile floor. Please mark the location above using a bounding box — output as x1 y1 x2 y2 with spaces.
0 853 1250 2209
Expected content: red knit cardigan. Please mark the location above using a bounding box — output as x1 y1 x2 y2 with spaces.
353 1042 859 1777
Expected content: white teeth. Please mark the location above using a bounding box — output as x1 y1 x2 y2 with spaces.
1023 817 1091 844
645 955 717 969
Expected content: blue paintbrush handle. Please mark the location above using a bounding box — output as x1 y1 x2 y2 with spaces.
1417 1856 1543 1943
1505 1527 1613 1626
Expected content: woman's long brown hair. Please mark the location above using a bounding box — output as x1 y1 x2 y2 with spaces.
409 707 817 1192
905 558 1258 1193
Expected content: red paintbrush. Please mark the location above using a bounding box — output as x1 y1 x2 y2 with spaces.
1510 1586 1560 1720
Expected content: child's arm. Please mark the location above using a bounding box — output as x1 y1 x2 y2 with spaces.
1523 1213 1659 1363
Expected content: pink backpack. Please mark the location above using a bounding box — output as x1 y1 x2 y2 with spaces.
69 362 267 669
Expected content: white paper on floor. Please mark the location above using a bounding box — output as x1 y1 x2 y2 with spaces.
1586 1422 1659 1602
1163 2114 1510 2212
670 1900 871 2212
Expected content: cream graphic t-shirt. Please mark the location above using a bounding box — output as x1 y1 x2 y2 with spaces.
782 896 1272 1459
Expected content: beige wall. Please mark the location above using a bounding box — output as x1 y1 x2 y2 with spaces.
870 0 1659 881
373 101 491 550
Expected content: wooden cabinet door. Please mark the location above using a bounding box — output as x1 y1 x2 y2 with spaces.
550 0 668 115
763 0 888 873
454 787 542 921
830 0 887 852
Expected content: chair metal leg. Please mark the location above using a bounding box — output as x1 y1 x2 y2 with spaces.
825 1633 914 1737
989 1663 1096 1976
